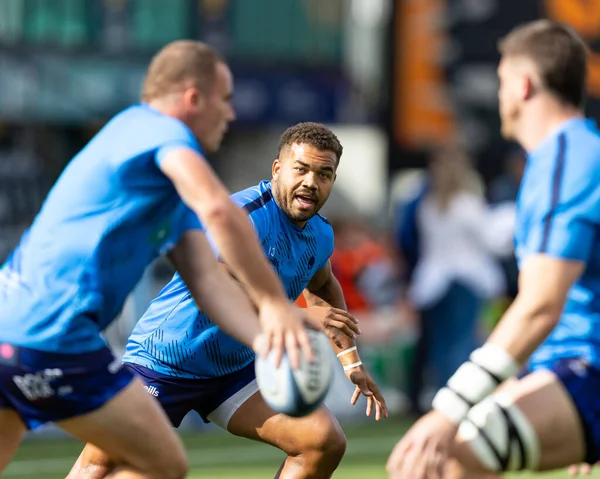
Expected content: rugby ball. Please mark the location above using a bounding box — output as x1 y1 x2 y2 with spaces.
255 330 333 417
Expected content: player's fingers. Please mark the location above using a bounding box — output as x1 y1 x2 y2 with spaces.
327 321 356 340
296 326 314 364
257 331 273 358
366 396 374 417
284 330 300 370
368 381 388 413
429 450 445 479
351 386 361 405
251 333 265 357
375 400 382 421
324 327 344 348
332 315 361 335
333 308 359 324
270 330 284 368
382 399 389 419
386 442 407 473
402 445 426 479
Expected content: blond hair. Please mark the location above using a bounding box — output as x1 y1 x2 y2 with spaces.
141 40 224 102
499 20 588 108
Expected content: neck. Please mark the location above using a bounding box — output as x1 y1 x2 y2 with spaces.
147 98 186 122
514 97 582 152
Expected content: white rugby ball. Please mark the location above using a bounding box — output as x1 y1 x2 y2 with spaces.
255 330 333 417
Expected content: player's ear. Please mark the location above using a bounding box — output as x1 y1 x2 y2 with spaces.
272 159 281 179
184 87 205 114
522 75 535 101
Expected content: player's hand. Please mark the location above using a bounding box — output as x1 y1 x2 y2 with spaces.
386 409 458 479
253 299 322 370
306 306 360 348
569 463 595 476
346 365 388 421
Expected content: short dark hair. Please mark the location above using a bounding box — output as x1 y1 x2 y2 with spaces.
498 20 588 108
278 122 343 165
142 40 225 102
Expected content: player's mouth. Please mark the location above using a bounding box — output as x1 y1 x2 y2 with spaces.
294 194 316 209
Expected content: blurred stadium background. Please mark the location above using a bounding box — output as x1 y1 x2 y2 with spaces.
2 0 600 477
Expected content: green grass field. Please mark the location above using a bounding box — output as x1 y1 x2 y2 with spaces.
2 418 596 478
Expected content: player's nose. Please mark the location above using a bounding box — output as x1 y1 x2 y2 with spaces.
301 172 318 190
227 104 236 122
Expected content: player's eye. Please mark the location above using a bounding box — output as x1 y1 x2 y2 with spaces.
295 167 306 173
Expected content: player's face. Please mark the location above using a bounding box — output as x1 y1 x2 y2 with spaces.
190 62 236 153
497 57 524 140
272 144 337 227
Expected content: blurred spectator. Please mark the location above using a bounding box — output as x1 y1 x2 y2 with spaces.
395 146 514 413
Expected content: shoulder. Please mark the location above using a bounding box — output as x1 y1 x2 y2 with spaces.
562 125 600 186
231 181 275 236
115 105 201 151
231 181 274 212
314 214 334 237
311 214 335 253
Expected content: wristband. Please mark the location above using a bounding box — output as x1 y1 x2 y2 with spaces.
433 344 520 424
343 361 363 371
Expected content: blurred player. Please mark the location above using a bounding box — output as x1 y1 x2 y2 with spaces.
387 20 600 478
67 123 388 479
0 42 318 479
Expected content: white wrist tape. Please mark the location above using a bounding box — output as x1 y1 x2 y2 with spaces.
433 344 520 424
337 346 358 358
343 361 363 371
432 387 471 424
470 344 520 380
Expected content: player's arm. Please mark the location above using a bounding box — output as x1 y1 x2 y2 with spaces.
487 254 583 362
433 196 591 426
303 261 388 419
159 148 317 367
303 261 358 355
159 148 287 306
168 230 261 348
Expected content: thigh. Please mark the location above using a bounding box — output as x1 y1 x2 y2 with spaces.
58 377 185 472
454 367 586 473
227 389 344 456
0 408 27 472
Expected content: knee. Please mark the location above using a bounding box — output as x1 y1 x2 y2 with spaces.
321 424 347 465
143 443 189 479
301 417 347 466
147 456 189 479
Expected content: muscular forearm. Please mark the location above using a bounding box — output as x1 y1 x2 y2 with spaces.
304 278 357 356
486 296 560 365
188 265 261 348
